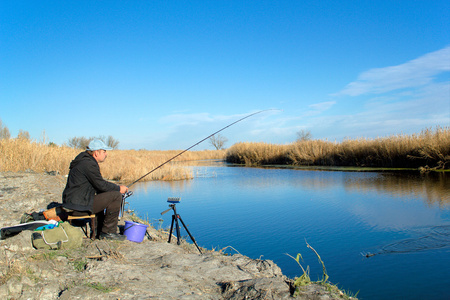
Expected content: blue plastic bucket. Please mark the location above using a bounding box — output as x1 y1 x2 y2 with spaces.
124 221 148 243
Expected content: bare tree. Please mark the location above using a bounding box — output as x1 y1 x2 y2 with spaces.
17 130 31 140
209 134 228 150
296 129 312 142
67 136 91 149
106 135 119 149
0 119 10 139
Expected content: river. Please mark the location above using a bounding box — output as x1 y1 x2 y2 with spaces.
130 161 450 300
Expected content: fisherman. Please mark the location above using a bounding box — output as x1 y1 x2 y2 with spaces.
62 139 128 240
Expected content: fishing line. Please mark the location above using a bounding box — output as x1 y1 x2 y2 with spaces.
128 109 279 187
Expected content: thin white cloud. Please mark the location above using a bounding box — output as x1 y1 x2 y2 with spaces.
335 46 450 96
308 101 336 111
159 110 273 127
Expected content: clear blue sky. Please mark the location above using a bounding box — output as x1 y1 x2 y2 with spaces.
1 1 449 150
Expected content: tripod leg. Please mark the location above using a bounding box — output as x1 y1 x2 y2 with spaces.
178 216 203 254
168 214 175 243
174 214 182 245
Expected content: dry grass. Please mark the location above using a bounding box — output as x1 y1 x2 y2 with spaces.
0 256 27 285
0 138 226 182
226 127 450 169
225 142 290 166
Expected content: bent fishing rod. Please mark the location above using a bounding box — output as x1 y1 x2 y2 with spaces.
127 109 277 188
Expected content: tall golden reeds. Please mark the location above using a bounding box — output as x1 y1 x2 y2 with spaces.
0 138 226 182
226 127 450 169
0 138 78 173
225 142 290 166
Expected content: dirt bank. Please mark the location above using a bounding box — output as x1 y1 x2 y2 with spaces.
0 171 355 299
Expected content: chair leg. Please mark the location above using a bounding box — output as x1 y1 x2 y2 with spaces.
67 215 96 240
90 217 96 240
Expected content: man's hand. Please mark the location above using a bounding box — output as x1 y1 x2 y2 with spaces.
119 185 129 194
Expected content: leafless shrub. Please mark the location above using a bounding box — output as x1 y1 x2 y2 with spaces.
0 119 10 139
209 134 228 150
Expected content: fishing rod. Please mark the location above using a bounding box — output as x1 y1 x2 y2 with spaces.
127 109 277 188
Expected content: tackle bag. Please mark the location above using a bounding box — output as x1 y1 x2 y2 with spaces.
31 222 83 250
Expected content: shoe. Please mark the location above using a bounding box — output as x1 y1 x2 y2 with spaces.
99 232 126 241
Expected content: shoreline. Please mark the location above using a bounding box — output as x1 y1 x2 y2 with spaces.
0 171 356 299
228 163 450 173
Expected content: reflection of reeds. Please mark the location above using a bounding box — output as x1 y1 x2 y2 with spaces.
226 127 450 169
344 172 450 206
0 138 225 182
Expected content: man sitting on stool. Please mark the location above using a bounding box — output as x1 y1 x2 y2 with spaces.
62 139 128 240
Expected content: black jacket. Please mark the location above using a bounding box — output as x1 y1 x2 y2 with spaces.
62 151 119 212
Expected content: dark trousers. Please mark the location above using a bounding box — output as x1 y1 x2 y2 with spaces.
92 191 122 234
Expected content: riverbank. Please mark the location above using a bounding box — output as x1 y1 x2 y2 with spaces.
226 126 450 170
0 171 355 299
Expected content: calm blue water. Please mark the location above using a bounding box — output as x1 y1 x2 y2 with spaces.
130 162 450 300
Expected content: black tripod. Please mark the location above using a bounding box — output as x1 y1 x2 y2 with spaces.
161 203 202 254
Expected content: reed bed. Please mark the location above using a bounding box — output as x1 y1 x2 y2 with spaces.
224 142 291 166
0 138 226 182
226 127 450 170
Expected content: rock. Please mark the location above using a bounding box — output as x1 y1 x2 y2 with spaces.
7 277 22 296
0 284 8 299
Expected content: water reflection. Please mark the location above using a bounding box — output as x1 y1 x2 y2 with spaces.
348 194 444 230
138 164 449 210
227 164 450 207
227 166 449 207
219 162 449 206
343 172 449 207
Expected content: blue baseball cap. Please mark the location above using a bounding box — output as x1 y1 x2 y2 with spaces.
86 139 112 151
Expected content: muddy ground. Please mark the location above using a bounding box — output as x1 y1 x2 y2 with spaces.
0 171 355 299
